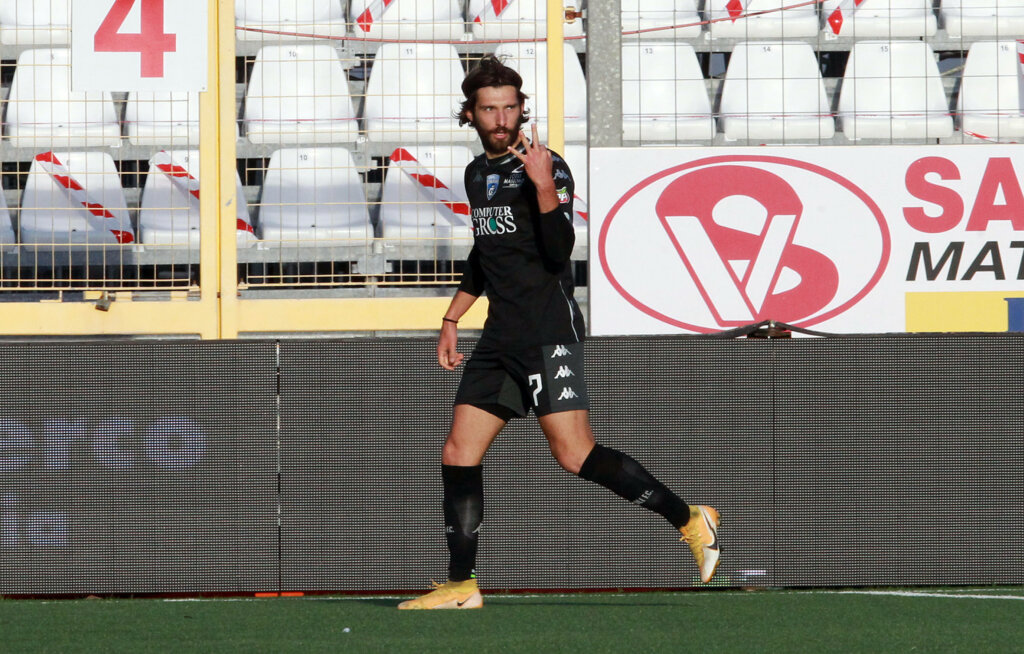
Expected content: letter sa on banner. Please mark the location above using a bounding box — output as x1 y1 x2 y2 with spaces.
72 0 208 92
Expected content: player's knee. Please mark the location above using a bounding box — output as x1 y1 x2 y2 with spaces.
442 436 481 467
550 445 586 475
441 437 462 465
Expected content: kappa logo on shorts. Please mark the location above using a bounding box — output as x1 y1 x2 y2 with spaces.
554 365 574 379
550 345 571 357
557 387 579 400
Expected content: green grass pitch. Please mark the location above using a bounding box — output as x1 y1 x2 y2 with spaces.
2 588 1023 653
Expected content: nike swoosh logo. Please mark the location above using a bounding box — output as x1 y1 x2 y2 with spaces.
457 599 470 607
701 508 720 551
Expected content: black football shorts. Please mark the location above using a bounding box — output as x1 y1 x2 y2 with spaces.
454 342 590 419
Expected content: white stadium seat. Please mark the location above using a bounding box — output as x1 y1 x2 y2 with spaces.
468 0 584 41
243 44 359 144
4 48 121 148
621 0 702 40
837 41 953 141
941 0 1024 39
235 0 347 40
349 0 465 41
379 145 475 252
0 180 16 251
20 151 133 247
492 42 588 143
257 148 372 246
622 41 715 142
720 41 835 142
125 92 201 146
957 41 1024 141
705 0 818 39
820 0 937 38
0 0 69 45
139 151 257 248
362 43 474 144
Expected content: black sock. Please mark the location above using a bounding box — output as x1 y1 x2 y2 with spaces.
442 464 483 582
577 444 691 530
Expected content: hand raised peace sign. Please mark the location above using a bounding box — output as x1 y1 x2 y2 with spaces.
507 123 553 189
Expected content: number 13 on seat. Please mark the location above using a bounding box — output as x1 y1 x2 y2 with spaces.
72 0 207 92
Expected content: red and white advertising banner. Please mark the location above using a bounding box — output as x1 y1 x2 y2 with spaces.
72 0 207 92
589 146 1024 335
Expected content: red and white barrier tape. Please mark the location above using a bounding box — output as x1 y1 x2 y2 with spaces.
471 0 511 24
151 151 255 234
573 193 588 223
826 0 866 34
389 148 471 223
354 0 398 33
725 0 750 21
1017 40 1024 114
34 152 133 244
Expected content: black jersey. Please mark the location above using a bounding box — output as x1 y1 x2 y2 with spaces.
459 144 585 351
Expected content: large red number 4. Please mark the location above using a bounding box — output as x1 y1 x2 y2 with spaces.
94 0 176 78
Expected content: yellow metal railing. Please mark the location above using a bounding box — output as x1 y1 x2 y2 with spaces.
0 0 571 338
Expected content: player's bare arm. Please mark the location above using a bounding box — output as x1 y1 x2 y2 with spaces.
508 123 559 213
438 290 478 370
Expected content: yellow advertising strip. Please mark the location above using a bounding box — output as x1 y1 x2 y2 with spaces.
546 0 565 154
237 297 489 334
0 301 214 337
905 291 1024 332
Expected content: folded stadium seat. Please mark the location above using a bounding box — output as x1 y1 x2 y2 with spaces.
257 147 372 250
0 180 16 252
0 0 69 45
704 0 818 39
720 41 835 142
4 48 121 149
941 0 1024 38
820 0 937 38
379 145 475 262
139 150 257 248
235 0 347 40
349 0 466 41
20 151 133 248
362 43 475 144
243 44 360 144
468 0 584 41
492 42 588 143
125 92 199 146
621 0 702 40
622 41 715 143
957 41 1024 141
561 144 589 261
837 41 953 141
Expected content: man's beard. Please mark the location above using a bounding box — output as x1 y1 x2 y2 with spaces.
477 125 517 156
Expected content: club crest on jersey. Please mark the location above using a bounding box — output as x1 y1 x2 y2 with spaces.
486 174 500 200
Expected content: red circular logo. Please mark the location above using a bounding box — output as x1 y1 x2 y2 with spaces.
598 155 891 332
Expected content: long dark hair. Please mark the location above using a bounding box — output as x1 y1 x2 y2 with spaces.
457 54 531 128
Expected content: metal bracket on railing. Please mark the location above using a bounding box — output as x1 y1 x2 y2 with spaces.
95 292 113 312
564 6 584 23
